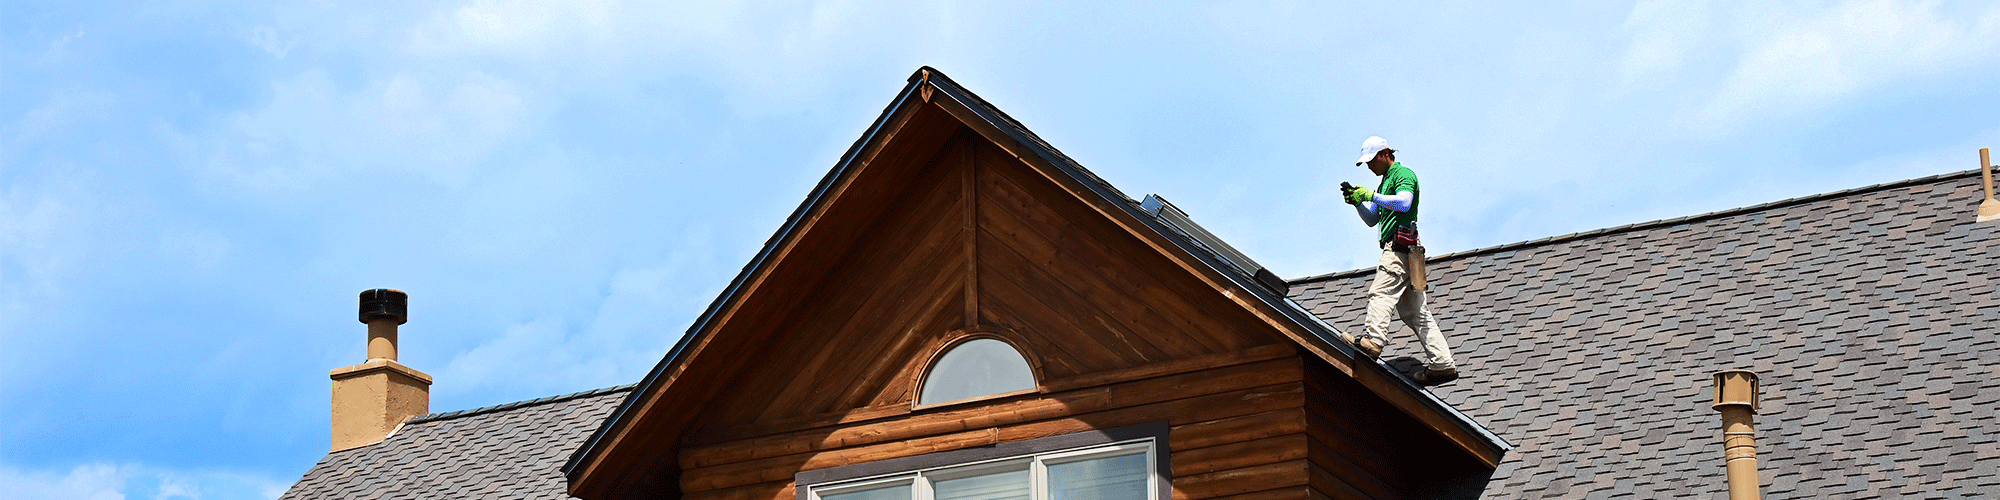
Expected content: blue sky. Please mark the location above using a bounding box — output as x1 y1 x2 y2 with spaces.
3 1 1998 498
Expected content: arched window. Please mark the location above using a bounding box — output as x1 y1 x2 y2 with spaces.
918 338 1036 406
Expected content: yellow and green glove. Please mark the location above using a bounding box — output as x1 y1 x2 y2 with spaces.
1344 185 1375 205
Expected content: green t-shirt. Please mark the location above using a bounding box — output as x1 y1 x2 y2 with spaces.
1375 162 1419 245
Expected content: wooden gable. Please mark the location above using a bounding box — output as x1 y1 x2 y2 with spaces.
567 69 1503 500
686 126 1292 430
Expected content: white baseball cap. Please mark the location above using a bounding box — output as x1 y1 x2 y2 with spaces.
1355 136 1389 165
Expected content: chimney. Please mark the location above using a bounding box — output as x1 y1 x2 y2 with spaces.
329 289 433 452
1978 148 1998 223
1711 370 1762 500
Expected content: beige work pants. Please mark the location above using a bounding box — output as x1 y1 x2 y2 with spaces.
1361 248 1457 371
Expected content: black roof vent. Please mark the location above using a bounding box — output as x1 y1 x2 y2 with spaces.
1139 195 1289 296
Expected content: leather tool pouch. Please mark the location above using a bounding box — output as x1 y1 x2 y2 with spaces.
1409 245 1428 291
1393 226 1420 247
1391 227 1427 291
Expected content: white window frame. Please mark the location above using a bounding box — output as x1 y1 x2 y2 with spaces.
805 439 1158 500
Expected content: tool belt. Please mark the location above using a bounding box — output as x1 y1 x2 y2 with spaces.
1386 226 1427 291
1389 226 1420 252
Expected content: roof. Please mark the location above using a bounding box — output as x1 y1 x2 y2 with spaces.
1288 170 2000 498
564 67 1510 481
279 385 633 500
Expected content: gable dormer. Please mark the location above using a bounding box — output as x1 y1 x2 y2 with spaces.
564 68 1507 500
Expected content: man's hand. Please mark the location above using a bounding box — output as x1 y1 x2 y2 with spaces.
1345 185 1375 205
1339 182 1357 204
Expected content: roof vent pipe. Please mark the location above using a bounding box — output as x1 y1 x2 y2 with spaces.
1977 148 1998 223
1712 370 1762 500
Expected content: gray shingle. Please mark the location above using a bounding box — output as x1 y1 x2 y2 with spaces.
1289 170 2000 499
278 385 633 500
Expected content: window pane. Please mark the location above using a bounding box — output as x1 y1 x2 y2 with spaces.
822 483 911 500
934 468 1030 500
1047 453 1148 500
919 339 1035 405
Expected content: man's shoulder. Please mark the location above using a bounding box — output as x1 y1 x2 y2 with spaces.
1387 163 1419 184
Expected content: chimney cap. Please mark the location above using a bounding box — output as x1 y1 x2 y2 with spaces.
359 289 408 324
1712 369 1760 413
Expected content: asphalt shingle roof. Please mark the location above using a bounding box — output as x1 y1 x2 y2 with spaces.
1288 170 2000 498
279 385 633 500
275 126 1998 498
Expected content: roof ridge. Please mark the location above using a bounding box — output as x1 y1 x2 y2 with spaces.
917 69 1139 204
1288 168 1983 285
407 383 637 424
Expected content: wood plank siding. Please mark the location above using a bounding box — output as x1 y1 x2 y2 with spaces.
680 129 1288 434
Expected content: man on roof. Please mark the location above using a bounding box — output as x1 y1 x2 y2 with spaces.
1338 136 1459 385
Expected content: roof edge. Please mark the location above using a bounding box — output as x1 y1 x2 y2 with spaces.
408 384 637 425
1290 168 1985 284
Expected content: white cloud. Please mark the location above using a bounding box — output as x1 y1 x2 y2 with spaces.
1617 0 1711 84
441 315 579 394
246 26 296 60
8 91 115 146
439 224 722 399
395 0 950 109
0 164 104 353
187 69 528 198
403 1 747 67
0 463 124 500
47 27 86 57
1679 0 2000 129
0 462 286 500
158 227 232 271
411 0 617 58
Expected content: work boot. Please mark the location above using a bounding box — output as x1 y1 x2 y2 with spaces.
1337 332 1383 358
1411 366 1459 386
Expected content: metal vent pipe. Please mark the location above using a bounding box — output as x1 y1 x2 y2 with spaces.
1712 370 1762 500
1978 148 1998 222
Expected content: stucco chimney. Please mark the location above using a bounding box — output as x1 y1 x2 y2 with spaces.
329 289 432 452
1712 370 1762 500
